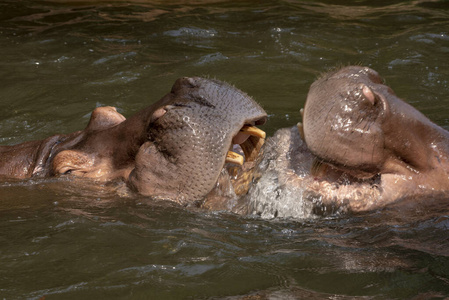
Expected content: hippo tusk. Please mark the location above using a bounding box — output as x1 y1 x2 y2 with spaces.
226 151 244 165
240 125 266 139
297 122 305 141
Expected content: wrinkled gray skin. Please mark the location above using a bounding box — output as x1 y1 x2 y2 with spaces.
247 66 449 218
0 77 267 206
128 77 267 205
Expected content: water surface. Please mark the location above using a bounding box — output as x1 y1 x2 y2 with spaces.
1 0 449 298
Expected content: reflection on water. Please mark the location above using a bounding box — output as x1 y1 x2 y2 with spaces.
1 0 449 298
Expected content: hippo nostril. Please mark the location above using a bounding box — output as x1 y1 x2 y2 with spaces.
178 77 196 89
171 77 197 93
185 77 196 88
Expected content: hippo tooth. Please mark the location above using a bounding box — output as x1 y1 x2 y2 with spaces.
226 151 244 165
310 158 328 177
300 108 304 119
240 125 266 139
297 122 305 140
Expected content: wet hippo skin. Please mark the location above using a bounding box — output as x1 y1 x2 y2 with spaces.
248 66 449 218
0 77 267 207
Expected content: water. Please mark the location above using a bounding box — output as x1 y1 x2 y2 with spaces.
1 0 449 298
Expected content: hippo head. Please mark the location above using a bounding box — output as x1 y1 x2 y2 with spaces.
304 66 396 178
47 77 266 205
128 77 267 204
300 66 449 211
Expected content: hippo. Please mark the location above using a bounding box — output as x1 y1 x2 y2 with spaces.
0 77 267 208
247 66 449 218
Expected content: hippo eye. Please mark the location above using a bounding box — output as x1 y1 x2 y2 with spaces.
174 103 187 107
172 103 191 108
63 169 72 175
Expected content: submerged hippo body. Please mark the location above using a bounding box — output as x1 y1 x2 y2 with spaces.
248 66 449 218
0 78 267 207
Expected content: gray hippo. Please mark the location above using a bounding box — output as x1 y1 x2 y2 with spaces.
247 66 449 218
0 77 267 208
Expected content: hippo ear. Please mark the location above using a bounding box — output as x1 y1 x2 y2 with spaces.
52 150 94 176
149 107 167 124
86 106 126 132
361 84 389 113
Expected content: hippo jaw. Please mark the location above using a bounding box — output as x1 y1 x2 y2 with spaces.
300 66 449 212
128 77 267 206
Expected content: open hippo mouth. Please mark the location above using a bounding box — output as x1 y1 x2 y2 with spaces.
226 124 266 166
194 118 267 210
217 122 267 202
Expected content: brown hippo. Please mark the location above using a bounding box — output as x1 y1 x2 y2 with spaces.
0 77 267 207
247 66 449 218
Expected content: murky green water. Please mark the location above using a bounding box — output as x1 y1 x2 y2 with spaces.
1 1 449 299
